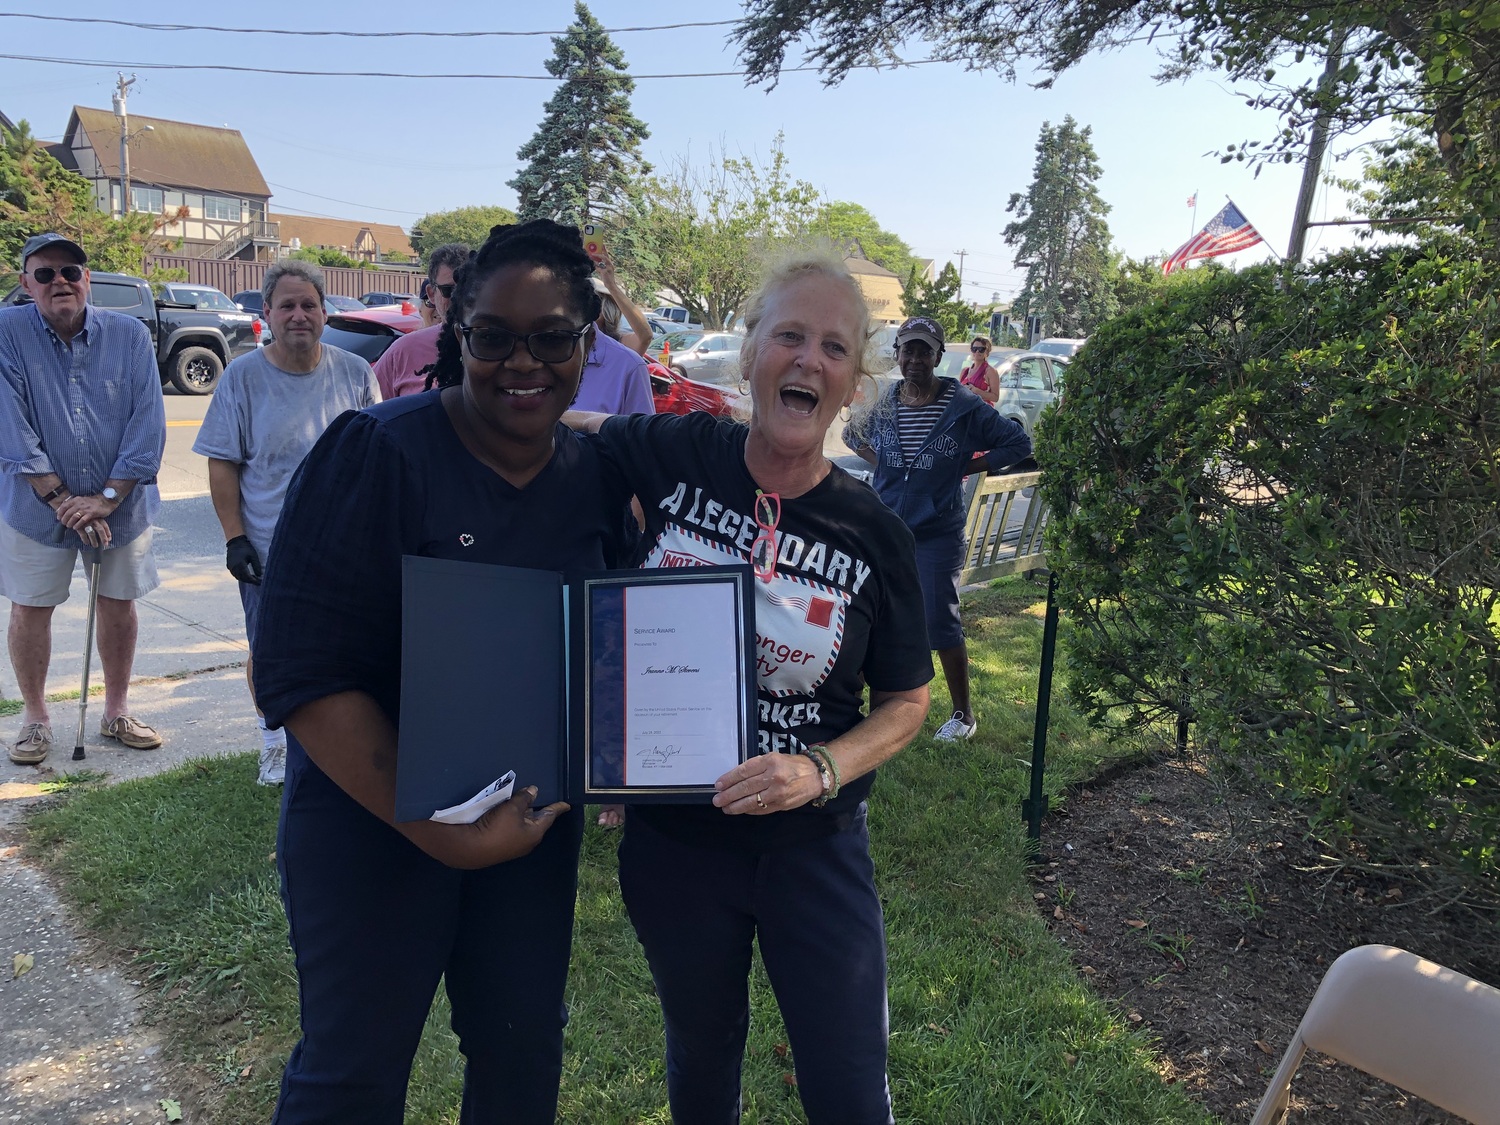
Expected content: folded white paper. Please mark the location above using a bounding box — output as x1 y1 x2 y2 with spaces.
428 771 516 825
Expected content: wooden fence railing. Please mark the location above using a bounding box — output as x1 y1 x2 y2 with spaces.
144 255 422 300
960 469 1049 583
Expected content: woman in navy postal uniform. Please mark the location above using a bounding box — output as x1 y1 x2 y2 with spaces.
253 220 634 1125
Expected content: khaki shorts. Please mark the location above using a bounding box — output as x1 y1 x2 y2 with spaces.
0 520 160 607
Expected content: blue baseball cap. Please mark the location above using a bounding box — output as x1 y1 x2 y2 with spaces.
21 232 88 269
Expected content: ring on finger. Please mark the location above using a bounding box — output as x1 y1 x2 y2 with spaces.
754 791 766 809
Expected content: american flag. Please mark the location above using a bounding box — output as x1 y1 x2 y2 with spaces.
1162 202 1264 275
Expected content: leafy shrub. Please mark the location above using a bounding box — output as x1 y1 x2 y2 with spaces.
1038 247 1499 911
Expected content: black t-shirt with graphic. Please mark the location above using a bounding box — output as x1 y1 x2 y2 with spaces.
597 411 934 851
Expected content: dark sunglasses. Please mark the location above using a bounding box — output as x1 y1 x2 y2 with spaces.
433 282 455 299
29 265 84 284
971 343 988 352
459 323 590 364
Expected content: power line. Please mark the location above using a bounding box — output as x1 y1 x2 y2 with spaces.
245 131 509 174
0 12 739 38
266 182 424 217
0 51 944 82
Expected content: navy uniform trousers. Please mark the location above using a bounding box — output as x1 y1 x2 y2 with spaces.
271 736 584 1125
619 806 895 1125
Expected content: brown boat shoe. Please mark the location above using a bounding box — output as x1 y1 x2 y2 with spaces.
9 722 52 765
100 715 163 750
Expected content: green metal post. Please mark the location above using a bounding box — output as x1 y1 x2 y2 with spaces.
1022 571 1059 843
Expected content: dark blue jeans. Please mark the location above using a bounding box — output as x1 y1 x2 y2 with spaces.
619 807 894 1125
272 737 584 1125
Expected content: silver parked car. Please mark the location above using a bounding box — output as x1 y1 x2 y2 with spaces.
668 331 742 386
1031 336 1086 360
990 352 1065 437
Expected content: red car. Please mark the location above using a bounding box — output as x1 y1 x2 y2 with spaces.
321 306 425 365
648 359 740 417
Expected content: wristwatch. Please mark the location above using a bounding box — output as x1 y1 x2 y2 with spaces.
101 487 119 504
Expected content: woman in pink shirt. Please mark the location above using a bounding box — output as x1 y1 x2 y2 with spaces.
958 335 999 404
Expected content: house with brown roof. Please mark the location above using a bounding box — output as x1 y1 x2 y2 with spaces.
843 251 906 325
53 106 278 260
270 213 417 265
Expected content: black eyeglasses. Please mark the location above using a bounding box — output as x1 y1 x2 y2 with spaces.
29 265 84 284
971 343 988 352
459 323 591 364
433 283 455 299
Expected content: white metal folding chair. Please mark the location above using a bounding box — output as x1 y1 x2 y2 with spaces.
1251 944 1500 1125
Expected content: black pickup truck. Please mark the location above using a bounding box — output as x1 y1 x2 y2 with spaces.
4 271 259 395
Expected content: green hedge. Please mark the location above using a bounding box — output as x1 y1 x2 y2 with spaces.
1038 247 1499 909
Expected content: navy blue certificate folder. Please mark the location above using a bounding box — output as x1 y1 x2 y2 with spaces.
394 556 756 823
396 558 567 820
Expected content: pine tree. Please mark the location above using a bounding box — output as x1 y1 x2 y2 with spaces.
1 118 177 287
509 2 650 225
1002 117 1117 340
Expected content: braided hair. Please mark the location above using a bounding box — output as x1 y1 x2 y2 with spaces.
426 219 602 391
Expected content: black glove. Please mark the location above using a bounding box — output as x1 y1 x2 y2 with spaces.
225 535 263 585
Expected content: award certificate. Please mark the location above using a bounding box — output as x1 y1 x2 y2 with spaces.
623 581 741 785
394 558 755 819
582 567 755 799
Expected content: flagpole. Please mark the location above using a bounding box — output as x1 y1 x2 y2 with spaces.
1225 195 1283 262
1190 189 1198 239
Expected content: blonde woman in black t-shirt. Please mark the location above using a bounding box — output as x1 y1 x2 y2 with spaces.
567 252 934 1124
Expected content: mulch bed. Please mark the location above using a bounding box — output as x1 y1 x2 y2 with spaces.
1035 752 1494 1123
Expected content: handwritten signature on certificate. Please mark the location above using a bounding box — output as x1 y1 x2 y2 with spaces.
637 744 684 768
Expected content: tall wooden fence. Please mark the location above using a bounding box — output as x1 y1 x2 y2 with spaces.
145 255 423 300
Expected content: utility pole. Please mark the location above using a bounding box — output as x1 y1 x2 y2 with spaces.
1286 32 1347 265
112 73 137 216
954 248 968 286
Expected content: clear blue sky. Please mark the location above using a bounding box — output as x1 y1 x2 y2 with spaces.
0 1 1376 302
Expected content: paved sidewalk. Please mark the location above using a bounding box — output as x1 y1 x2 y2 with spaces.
1 548 255 1124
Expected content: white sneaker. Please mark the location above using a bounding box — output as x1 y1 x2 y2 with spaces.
934 711 977 741
257 742 287 786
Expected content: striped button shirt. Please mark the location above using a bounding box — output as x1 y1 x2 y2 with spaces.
0 303 164 547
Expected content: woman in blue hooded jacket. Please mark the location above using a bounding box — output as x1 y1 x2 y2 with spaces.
844 315 1033 740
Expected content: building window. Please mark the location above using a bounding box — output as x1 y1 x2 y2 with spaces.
204 195 241 221
130 186 164 213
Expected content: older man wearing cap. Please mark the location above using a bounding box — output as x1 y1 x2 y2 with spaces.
844 314 1033 741
0 233 167 764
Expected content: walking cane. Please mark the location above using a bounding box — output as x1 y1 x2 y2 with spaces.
73 541 104 762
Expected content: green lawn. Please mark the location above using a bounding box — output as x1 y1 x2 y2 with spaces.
25 579 1212 1124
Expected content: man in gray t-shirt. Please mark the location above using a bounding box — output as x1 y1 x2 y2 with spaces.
192 260 380 783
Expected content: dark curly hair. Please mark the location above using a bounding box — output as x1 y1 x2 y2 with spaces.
425 219 601 391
